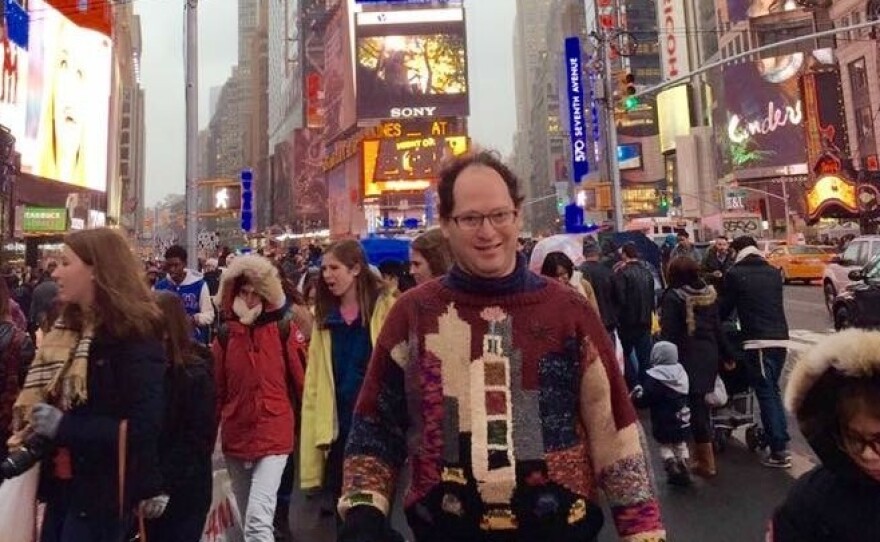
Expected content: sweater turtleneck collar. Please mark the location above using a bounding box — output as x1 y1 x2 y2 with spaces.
444 253 545 296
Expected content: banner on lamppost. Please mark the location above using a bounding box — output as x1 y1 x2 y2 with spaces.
564 37 589 184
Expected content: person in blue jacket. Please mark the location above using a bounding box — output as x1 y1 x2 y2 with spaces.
155 245 215 344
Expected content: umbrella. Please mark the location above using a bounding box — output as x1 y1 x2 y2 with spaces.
528 234 596 273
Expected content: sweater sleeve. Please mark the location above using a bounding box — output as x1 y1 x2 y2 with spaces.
338 300 410 518
578 317 666 541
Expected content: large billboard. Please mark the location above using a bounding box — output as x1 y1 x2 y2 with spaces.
801 70 850 170
1 22 28 149
355 8 469 121
657 0 690 80
714 50 833 177
657 84 693 153
15 0 112 192
723 0 800 25
362 135 467 197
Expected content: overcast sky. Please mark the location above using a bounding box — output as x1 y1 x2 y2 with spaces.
138 0 517 205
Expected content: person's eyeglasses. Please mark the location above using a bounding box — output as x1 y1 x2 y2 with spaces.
836 430 880 457
451 210 518 230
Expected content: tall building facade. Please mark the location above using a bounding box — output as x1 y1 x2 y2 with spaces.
831 0 880 175
512 0 554 234
110 4 146 238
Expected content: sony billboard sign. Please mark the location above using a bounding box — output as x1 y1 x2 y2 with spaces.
658 0 690 80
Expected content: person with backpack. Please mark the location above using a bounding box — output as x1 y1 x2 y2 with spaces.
213 255 308 542
144 291 217 542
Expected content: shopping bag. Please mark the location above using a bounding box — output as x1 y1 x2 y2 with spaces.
201 469 244 542
0 464 40 542
705 375 729 407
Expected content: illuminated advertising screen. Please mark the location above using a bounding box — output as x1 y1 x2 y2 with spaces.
20 0 112 192
618 143 643 170
355 8 469 121
801 70 850 171
725 0 800 25
362 135 468 197
0 28 28 148
714 50 832 175
657 84 693 153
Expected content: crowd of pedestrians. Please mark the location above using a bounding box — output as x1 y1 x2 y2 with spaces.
0 151 877 542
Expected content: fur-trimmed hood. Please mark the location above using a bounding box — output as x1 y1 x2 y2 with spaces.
785 329 880 478
671 283 717 336
215 255 286 324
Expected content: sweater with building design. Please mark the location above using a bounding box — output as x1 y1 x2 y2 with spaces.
339 262 666 542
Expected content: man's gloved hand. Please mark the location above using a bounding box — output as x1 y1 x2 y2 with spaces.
141 494 170 519
338 506 388 542
31 403 63 439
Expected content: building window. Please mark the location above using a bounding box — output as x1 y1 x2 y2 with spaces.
850 58 868 91
856 106 875 140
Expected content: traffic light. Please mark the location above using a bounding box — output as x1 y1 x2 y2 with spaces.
623 72 638 111
658 190 670 213
240 169 254 233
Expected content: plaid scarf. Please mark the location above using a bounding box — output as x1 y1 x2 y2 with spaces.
12 321 94 432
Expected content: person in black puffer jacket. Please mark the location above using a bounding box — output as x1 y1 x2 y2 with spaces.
613 242 656 390
148 291 217 542
721 236 791 468
770 329 880 542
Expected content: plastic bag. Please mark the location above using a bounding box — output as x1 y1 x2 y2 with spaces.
705 375 729 407
201 469 244 542
0 464 39 542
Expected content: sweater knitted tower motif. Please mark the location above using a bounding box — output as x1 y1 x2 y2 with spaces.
340 274 665 542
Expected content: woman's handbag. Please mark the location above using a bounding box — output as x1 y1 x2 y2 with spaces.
0 462 40 542
705 375 729 407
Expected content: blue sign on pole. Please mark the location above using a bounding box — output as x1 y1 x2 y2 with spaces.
564 37 589 184
240 169 254 233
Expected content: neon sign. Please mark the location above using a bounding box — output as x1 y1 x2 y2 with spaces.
728 100 803 144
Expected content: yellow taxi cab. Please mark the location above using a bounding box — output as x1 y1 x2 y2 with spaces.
766 245 835 284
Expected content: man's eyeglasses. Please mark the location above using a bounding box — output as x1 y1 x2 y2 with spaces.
451 210 518 230
836 430 880 457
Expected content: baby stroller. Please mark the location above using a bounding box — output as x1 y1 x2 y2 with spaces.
711 324 768 453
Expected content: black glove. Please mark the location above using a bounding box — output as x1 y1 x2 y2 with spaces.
338 506 391 542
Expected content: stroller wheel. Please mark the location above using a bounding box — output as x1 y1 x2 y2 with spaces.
745 425 765 452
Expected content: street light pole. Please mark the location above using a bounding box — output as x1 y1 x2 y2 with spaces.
184 0 199 269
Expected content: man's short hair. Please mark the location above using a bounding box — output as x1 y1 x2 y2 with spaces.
730 235 758 252
437 151 525 220
676 230 690 239
716 235 729 241
164 245 188 262
621 242 640 259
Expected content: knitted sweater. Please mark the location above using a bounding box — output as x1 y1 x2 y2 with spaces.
340 264 665 542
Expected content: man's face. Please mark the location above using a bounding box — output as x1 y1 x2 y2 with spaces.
165 257 186 284
440 165 522 279
716 238 729 253
678 235 690 247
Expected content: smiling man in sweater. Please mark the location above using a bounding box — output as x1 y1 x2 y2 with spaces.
338 151 665 542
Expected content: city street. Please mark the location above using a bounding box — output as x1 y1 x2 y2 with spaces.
283 284 837 542
596 284 831 542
